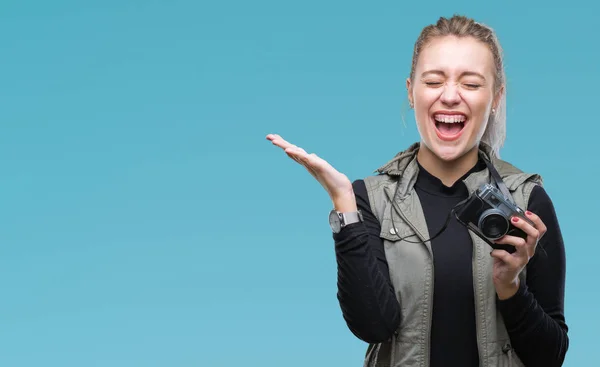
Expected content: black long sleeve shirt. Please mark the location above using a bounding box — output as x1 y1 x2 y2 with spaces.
333 159 569 367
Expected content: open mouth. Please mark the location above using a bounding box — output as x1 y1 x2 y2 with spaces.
433 113 467 140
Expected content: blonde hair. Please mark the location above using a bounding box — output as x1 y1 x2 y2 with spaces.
410 15 506 157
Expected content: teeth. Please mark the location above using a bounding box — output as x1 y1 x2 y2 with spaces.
434 114 466 123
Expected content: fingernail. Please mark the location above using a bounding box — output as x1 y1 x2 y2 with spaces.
525 211 533 216
512 217 519 223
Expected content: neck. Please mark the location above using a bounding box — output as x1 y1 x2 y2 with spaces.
416 144 479 187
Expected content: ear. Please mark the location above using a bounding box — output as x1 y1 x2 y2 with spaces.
406 78 414 108
492 84 505 111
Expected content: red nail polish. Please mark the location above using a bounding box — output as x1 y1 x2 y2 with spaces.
525 211 533 216
512 217 519 223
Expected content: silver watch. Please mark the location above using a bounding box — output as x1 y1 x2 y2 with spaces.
329 210 363 233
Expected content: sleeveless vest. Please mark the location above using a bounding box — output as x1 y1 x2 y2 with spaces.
361 142 542 367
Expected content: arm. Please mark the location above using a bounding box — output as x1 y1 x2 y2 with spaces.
497 185 569 366
264 135 400 342
333 179 401 343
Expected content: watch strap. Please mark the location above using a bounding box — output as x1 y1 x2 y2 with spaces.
340 210 363 227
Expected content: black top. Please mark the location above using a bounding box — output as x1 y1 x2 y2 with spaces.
333 158 569 367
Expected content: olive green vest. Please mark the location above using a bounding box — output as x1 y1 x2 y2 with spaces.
361 142 542 367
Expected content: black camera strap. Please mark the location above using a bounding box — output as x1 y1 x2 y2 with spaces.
388 152 515 244
480 153 515 204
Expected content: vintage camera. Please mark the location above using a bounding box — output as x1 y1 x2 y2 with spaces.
454 183 535 253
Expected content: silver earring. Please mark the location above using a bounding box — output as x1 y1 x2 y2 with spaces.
492 108 496 114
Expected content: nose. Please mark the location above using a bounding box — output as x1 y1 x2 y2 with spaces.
440 83 461 106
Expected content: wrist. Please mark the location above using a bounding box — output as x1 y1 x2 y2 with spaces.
495 278 520 300
332 189 357 212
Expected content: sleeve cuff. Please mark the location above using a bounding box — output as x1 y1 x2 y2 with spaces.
332 222 369 251
498 279 526 300
332 222 366 239
496 280 534 327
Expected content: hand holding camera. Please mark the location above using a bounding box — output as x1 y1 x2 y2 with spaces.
454 183 548 299
491 209 547 299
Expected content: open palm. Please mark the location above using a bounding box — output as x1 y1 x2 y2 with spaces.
266 134 353 203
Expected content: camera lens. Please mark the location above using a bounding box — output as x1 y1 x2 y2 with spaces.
479 211 509 239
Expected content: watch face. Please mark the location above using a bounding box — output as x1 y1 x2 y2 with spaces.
329 210 341 233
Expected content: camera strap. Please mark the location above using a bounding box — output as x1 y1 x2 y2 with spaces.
481 153 515 204
387 152 516 244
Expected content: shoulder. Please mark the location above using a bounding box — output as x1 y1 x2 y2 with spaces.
352 177 390 204
524 185 564 242
352 176 394 224
363 174 395 189
529 184 550 202
527 184 556 213
352 179 368 199
361 174 398 205
492 156 544 191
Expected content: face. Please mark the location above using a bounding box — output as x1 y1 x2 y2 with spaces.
407 35 503 162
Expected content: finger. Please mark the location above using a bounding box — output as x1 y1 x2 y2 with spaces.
266 135 328 173
494 235 527 250
272 139 294 150
285 148 306 166
286 149 308 166
286 147 316 167
285 148 320 179
265 133 282 141
283 147 336 184
267 134 296 150
494 234 529 258
510 216 540 243
490 249 520 268
285 146 306 160
286 149 309 166
294 150 330 172
524 210 548 238
512 217 540 258
306 152 329 169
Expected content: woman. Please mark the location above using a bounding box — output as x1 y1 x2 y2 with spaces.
266 15 568 367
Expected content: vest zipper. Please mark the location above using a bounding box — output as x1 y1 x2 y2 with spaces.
385 187 434 367
472 238 485 366
502 342 513 366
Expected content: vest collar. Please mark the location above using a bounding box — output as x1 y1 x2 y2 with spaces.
374 141 497 177
374 142 541 197
374 142 500 198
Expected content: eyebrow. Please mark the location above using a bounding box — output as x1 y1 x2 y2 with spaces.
421 70 487 81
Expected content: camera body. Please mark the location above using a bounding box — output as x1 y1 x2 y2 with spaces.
454 183 534 254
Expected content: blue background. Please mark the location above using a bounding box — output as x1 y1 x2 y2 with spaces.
1 1 596 366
